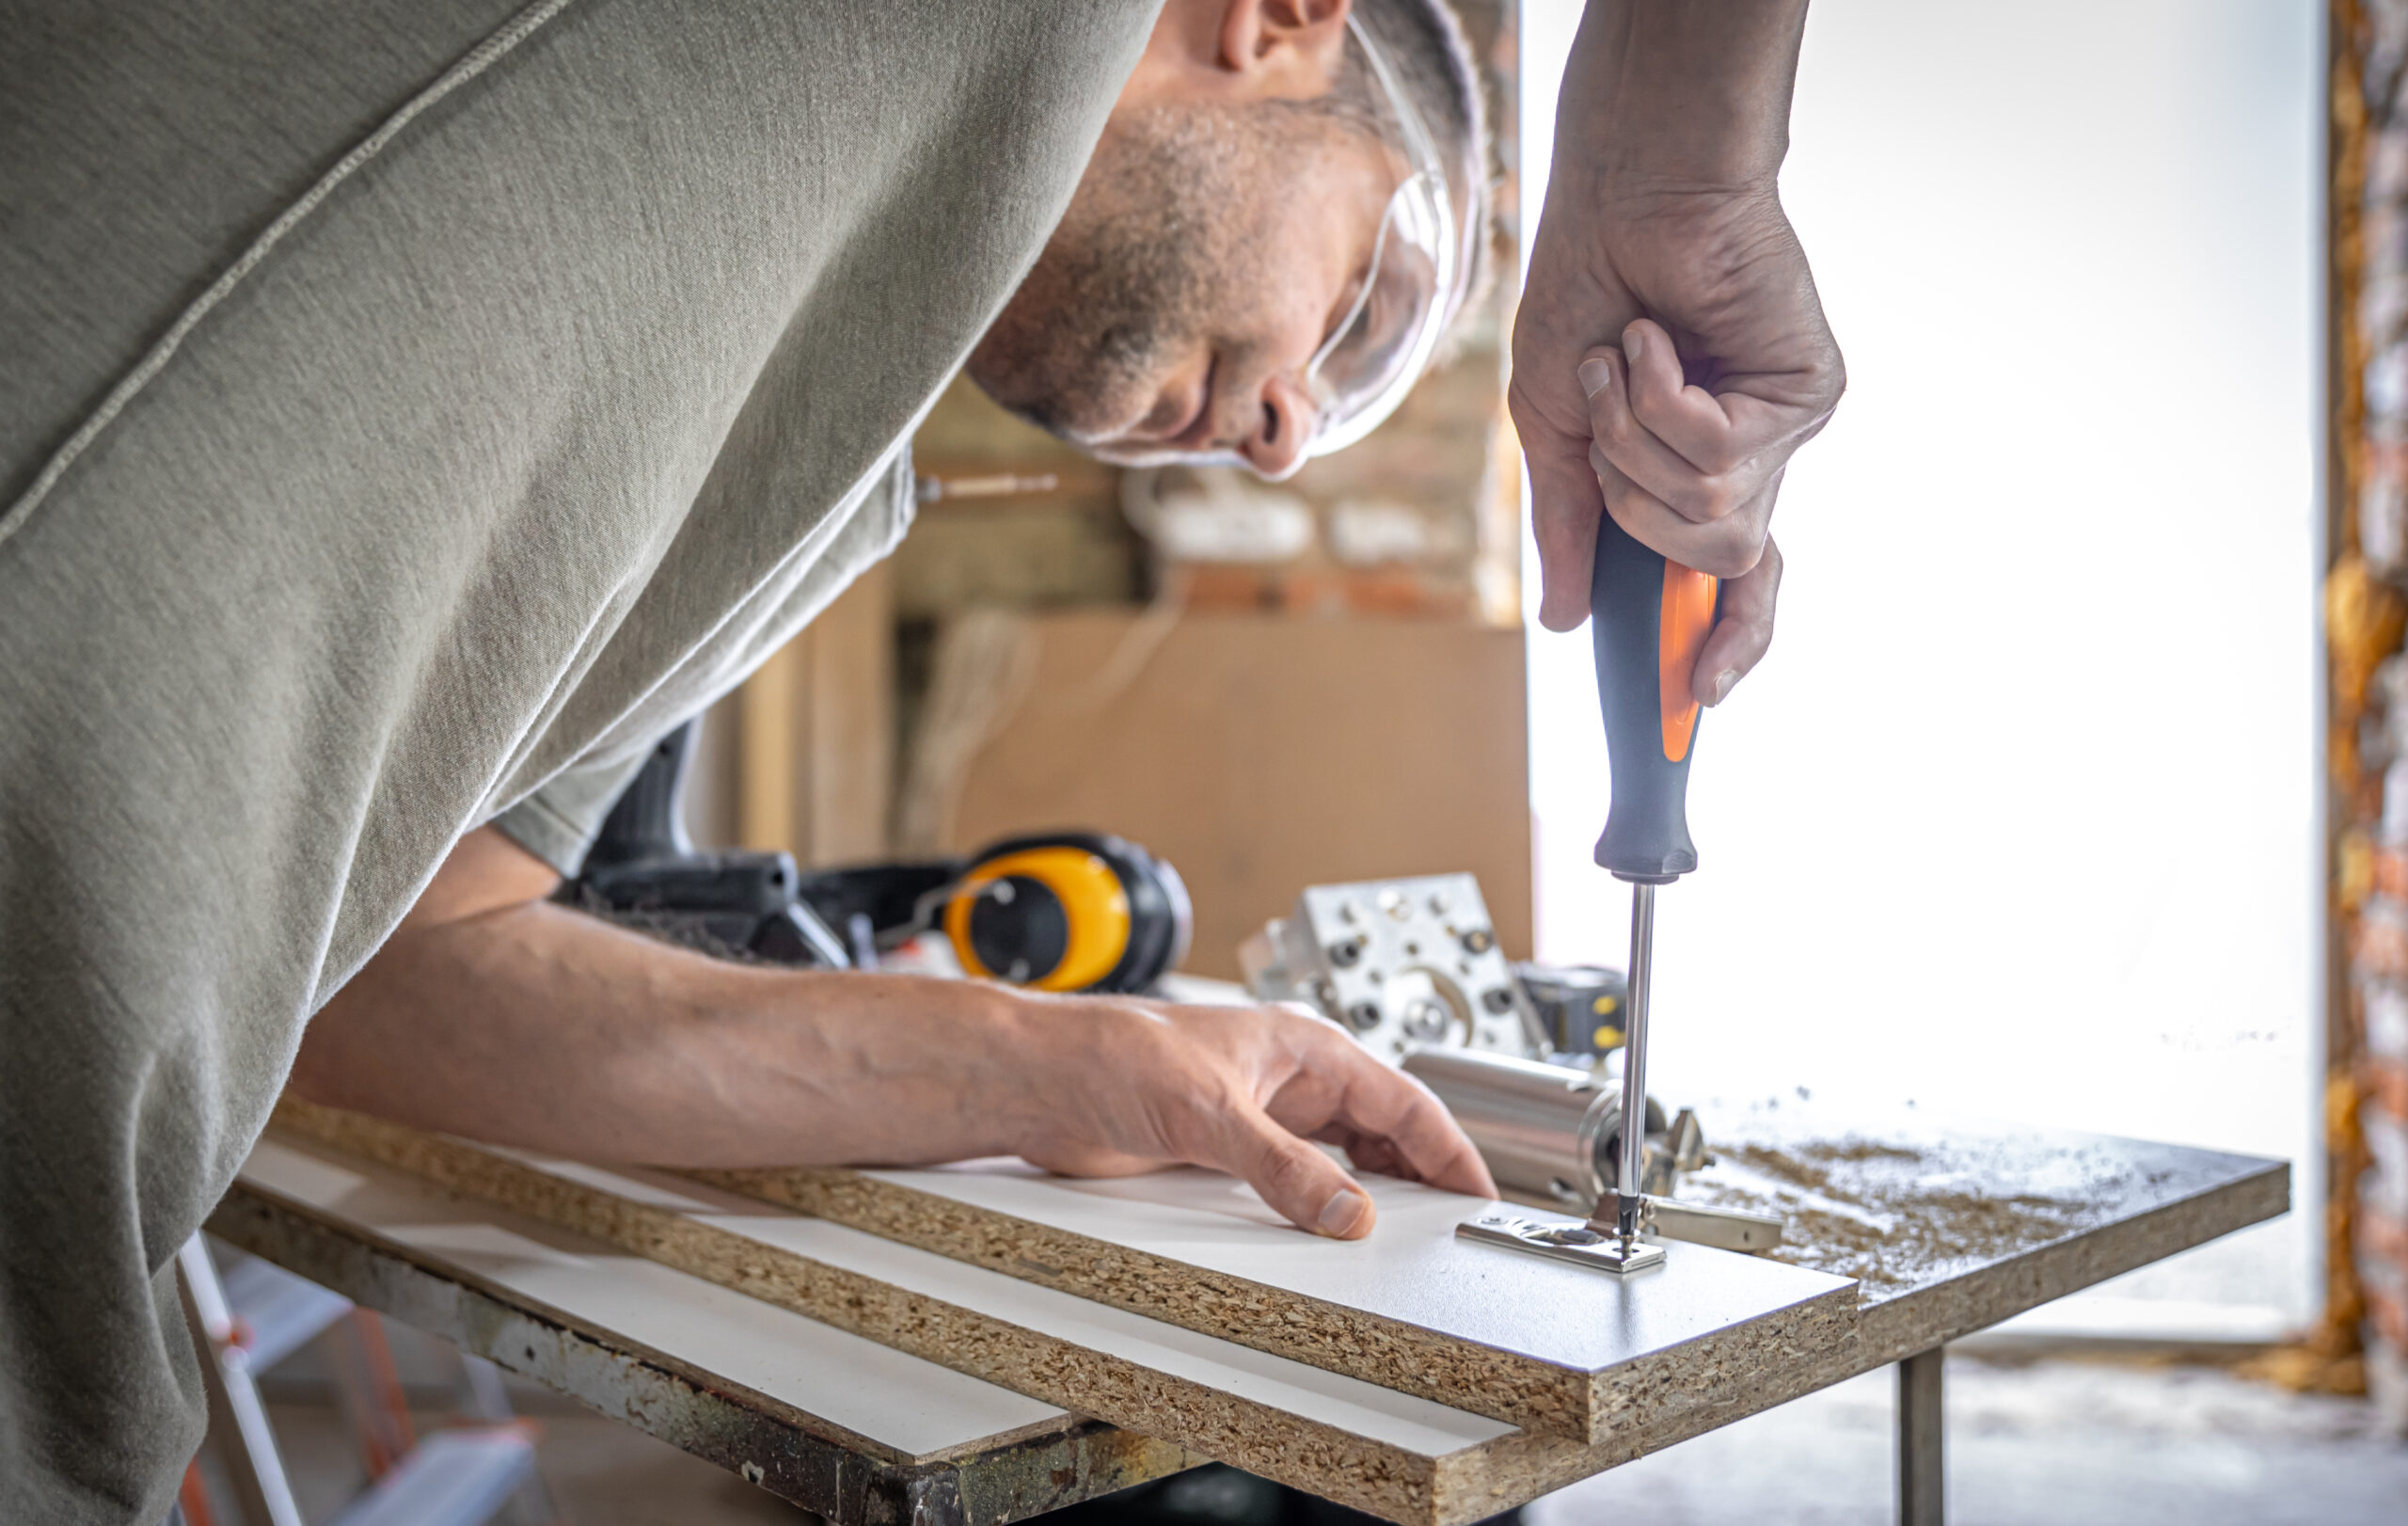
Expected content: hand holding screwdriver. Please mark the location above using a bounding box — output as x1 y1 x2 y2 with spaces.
1510 0 1841 694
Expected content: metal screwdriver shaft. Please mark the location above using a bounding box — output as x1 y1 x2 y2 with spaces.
1614 882 1656 1248
1584 505 1719 1273
1446 510 1707 1278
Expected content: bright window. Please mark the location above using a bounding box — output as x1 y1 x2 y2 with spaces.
1520 0 2322 1331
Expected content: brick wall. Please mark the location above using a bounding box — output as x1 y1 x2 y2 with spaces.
2329 0 2408 1428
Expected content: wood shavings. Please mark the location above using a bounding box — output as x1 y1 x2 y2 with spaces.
1679 1137 2107 1300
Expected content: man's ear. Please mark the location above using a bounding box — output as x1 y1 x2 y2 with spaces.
1215 0 1353 84
1124 0 1351 106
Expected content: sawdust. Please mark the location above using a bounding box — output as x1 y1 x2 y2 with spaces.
1684 1138 2099 1299
1721 1143 1858 1202
1795 1139 1928 1166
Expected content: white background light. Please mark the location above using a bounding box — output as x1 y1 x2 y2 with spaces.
1518 0 2321 1328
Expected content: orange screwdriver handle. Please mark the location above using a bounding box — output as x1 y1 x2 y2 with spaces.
1591 511 1719 884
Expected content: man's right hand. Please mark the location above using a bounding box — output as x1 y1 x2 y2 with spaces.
1510 0 1842 705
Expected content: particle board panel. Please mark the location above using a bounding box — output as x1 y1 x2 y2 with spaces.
227 1135 1073 1464
249 1098 2292 1525
694 1103 2289 1453
212 1137 1194 1526
694 1156 1858 1444
266 1099 1855 1525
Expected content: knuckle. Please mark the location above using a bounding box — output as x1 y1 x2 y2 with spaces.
1711 523 1770 579
1256 1139 1321 1199
1392 1098 1450 1153
1697 440 1747 477
1682 528 1763 580
1628 385 1682 434
1666 477 1738 525
1821 349 1849 403
1270 1002 1342 1049
1592 394 1638 448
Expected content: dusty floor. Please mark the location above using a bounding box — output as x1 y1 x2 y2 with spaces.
256 1350 2408 1525
1525 1352 2408 1526
262 1393 805 1525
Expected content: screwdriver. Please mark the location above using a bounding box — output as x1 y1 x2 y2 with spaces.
1590 507 1719 1264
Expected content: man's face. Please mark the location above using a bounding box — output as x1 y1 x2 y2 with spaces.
966 99 1405 482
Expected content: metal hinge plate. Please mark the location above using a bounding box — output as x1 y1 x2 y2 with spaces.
1455 1212 1667 1275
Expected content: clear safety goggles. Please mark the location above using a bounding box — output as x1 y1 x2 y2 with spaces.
1293 15 1476 465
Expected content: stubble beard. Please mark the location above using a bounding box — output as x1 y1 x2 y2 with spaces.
967 104 1262 443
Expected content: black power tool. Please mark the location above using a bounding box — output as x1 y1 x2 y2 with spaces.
571 721 1191 993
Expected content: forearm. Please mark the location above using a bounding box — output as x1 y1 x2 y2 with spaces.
292 898 1040 1168
290 826 1493 1232
1562 0 1809 194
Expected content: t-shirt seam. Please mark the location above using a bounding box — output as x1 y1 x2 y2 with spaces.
0 0 582 553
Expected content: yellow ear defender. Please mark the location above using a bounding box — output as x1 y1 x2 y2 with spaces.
942 832 1192 994
583 723 1193 992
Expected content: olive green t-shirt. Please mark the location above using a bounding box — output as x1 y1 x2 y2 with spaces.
0 2 1158 1518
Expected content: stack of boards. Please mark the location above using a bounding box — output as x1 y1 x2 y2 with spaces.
262 1099 1861 1523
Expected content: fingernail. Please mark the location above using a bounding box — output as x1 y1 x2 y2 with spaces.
1318 1187 1371 1237
1577 358 1613 398
1710 669 1739 705
1624 327 1643 365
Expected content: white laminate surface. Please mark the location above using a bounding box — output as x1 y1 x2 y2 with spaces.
519 1154 1522 1458
854 1160 1856 1375
239 1137 1070 1464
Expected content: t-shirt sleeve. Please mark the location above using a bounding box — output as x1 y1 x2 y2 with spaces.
483 445 917 880
486 746 657 878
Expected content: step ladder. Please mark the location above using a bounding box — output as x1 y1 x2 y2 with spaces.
175 1233 555 1526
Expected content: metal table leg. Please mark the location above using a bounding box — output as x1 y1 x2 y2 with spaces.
1896 1346 1944 1526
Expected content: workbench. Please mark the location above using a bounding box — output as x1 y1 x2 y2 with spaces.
208 1099 2286 1526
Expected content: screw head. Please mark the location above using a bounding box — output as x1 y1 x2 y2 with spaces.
1346 1001 1383 1032
1402 998 1449 1039
1326 939 1361 968
1461 928 1494 955
1481 987 1514 1014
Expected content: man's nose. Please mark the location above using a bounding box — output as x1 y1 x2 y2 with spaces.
1240 375 1317 481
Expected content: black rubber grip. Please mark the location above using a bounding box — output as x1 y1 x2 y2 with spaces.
1591 512 1709 884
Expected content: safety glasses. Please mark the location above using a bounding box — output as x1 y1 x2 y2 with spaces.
1293 14 1476 466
